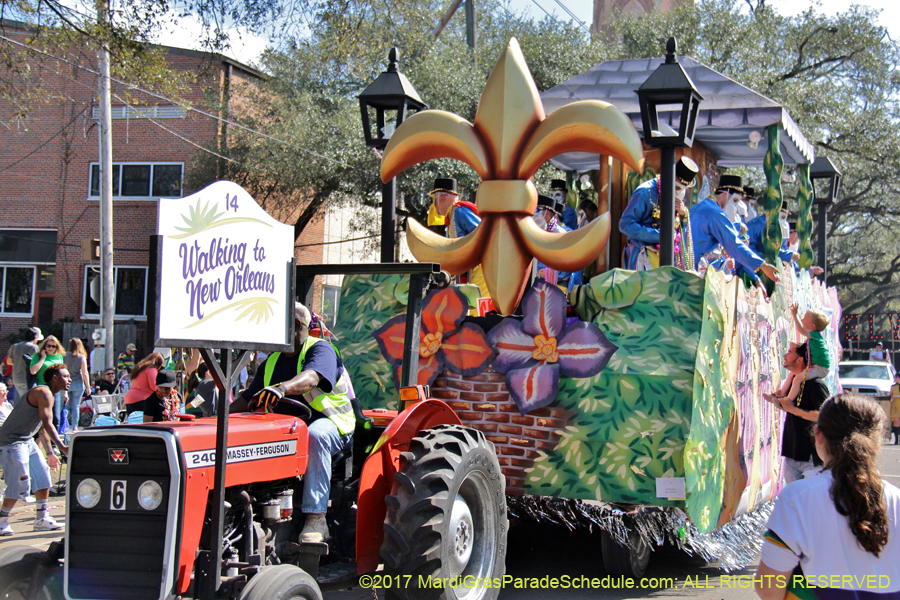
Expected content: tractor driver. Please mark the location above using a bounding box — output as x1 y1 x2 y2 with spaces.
231 303 354 544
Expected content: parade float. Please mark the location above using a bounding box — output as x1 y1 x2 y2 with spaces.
332 39 842 575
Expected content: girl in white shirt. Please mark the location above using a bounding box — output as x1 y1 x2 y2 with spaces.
755 392 900 600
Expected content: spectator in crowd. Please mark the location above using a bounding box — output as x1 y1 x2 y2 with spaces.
869 342 890 363
0 384 12 428
96 369 119 395
124 353 163 415
193 363 228 417
143 369 181 423
29 336 65 429
117 343 137 374
8 327 42 401
755 393 900 600
0 364 69 535
764 342 829 484
64 338 91 432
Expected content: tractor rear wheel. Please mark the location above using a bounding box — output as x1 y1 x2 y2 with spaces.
380 424 507 600
0 545 62 600
237 565 322 600
601 528 650 577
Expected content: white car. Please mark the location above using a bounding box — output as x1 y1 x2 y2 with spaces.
838 360 897 400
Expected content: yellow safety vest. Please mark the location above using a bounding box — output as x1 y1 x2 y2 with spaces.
263 337 355 435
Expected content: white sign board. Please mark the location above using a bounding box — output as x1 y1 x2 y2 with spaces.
156 181 294 350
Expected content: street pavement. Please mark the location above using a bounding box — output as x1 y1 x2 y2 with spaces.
3 444 898 600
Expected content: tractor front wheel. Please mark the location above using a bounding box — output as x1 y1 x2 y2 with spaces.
237 565 322 600
380 424 507 600
0 545 62 600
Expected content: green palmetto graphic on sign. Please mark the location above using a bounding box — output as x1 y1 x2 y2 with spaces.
185 297 278 328
171 198 271 239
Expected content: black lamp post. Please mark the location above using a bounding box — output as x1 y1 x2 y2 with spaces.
809 156 842 280
358 48 426 263
635 37 703 267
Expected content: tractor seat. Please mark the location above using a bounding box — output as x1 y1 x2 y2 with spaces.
330 396 372 481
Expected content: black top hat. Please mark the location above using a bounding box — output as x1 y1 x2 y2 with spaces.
675 157 699 187
156 369 177 388
743 186 756 200
716 175 743 194
550 179 567 191
430 177 458 196
537 195 559 215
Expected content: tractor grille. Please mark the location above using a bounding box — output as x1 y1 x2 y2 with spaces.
66 432 181 600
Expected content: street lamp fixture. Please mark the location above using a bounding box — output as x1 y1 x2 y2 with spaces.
635 37 703 266
358 48 426 150
358 48 426 263
809 156 842 279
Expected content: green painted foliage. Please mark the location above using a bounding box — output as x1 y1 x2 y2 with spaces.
685 270 732 532
523 268 704 505
763 124 785 266
796 164 815 269
332 273 405 410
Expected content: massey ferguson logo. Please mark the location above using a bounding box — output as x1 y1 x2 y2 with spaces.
109 449 129 464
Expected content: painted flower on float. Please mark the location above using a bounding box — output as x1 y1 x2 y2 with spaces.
489 280 618 415
373 286 497 388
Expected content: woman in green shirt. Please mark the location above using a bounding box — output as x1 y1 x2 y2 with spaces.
29 335 66 428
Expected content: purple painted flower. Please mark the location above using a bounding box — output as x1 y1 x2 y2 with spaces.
488 280 618 415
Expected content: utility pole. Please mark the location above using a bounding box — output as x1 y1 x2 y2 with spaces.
97 0 115 370
465 0 477 51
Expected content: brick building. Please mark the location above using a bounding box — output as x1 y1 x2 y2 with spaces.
0 19 325 359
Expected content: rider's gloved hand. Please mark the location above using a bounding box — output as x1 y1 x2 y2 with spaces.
250 384 288 413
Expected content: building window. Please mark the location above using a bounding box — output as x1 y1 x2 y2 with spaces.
89 163 183 199
321 285 340 329
83 266 147 318
0 229 57 263
0 266 35 315
91 105 187 119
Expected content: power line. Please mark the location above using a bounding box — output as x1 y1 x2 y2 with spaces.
0 32 374 176
552 0 591 34
294 233 379 248
0 106 90 173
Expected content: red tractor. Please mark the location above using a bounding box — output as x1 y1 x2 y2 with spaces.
0 264 508 600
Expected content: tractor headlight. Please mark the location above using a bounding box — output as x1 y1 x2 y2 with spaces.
137 481 163 511
76 478 101 508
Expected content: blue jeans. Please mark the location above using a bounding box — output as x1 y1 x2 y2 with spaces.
783 457 816 485
301 418 351 514
0 439 51 500
67 383 85 429
52 391 65 431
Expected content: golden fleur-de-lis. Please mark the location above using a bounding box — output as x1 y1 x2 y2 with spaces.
381 38 643 314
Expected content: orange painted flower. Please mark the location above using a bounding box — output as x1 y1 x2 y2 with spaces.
374 286 497 388
531 335 559 362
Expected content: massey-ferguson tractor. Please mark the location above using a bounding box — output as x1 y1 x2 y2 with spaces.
0 263 508 600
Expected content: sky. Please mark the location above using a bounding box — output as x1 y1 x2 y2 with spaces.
152 0 900 67
505 0 899 36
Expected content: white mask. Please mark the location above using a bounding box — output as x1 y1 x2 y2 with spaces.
577 210 587 229
780 212 789 240
736 200 748 218
550 190 565 203
725 199 740 223
675 187 687 201
533 213 547 230
788 240 800 253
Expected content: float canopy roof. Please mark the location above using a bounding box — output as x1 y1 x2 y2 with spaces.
541 55 815 171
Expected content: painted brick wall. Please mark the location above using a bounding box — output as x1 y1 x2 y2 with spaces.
430 368 574 495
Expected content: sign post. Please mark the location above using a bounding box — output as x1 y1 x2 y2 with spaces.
153 181 295 599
